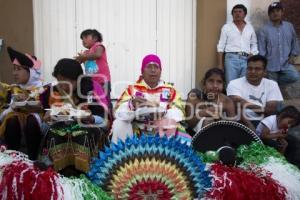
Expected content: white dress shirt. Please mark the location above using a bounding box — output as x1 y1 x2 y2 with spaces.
217 21 259 55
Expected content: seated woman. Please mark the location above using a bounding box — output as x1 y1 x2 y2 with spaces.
41 58 110 172
185 68 242 136
111 54 191 144
0 47 44 160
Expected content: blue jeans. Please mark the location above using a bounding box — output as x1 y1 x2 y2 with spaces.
224 53 248 84
267 64 300 85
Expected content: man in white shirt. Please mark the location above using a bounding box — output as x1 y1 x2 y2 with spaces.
227 55 283 127
217 4 259 84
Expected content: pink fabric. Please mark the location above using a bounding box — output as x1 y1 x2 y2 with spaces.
13 54 42 70
85 42 111 84
141 54 161 74
25 53 41 70
92 80 109 110
154 119 177 137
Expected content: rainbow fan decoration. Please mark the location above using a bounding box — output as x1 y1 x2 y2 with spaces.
87 135 211 199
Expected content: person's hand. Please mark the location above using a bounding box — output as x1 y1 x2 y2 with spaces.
278 138 288 154
74 108 94 124
131 96 148 109
205 106 220 119
77 115 95 124
43 110 52 122
13 93 27 102
74 52 86 63
148 109 166 121
288 56 296 64
277 129 288 138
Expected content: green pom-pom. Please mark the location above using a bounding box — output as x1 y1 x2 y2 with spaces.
197 150 219 163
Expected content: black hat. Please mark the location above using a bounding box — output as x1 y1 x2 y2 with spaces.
268 2 283 14
192 121 262 165
7 47 33 68
7 47 41 69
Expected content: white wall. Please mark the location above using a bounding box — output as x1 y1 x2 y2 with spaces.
33 0 196 99
227 0 251 22
227 0 274 31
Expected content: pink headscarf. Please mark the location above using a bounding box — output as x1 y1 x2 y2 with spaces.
141 54 161 74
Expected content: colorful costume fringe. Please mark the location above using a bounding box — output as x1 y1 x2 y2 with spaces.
0 147 112 200
238 142 300 200
41 80 109 173
87 135 211 199
45 122 100 173
1 140 300 199
200 142 300 200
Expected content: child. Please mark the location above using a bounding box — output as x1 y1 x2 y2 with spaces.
185 68 237 136
256 105 300 154
75 29 111 106
0 47 44 160
41 58 110 172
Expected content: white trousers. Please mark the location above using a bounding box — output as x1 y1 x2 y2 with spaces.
111 119 134 144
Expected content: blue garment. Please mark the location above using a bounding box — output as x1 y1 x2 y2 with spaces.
224 53 248 84
267 64 300 85
85 60 99 74
258 21 300 72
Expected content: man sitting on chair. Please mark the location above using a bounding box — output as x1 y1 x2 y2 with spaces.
111 54 190 144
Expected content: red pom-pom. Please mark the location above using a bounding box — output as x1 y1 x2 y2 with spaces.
206 163 287 200
0 161 63 200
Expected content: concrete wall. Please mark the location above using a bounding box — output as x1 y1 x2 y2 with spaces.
281 0 300 64
196 0 227 87
0 0 34 84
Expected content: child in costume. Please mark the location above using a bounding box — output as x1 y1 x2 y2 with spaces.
41 58 110 172
0 47 44 160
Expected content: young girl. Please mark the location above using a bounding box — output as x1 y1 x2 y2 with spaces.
41 58 110 173
0 47 44 160
256 105 300 154
75 29 111 106
185 68 237 135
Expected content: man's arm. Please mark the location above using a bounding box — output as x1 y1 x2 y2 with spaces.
217 52 225 70
217 25 227 69
290 23 300 57
230 95 279 116
250 27 259 55
264 101 280 116
264 81 283 116
229 95 264 115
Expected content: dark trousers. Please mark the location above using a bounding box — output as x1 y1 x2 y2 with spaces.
4 115 42 160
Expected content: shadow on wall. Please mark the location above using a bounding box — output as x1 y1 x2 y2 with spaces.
249 0 273 31
249 0 300 64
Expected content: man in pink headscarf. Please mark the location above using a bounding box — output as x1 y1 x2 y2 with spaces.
111 54 191 144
